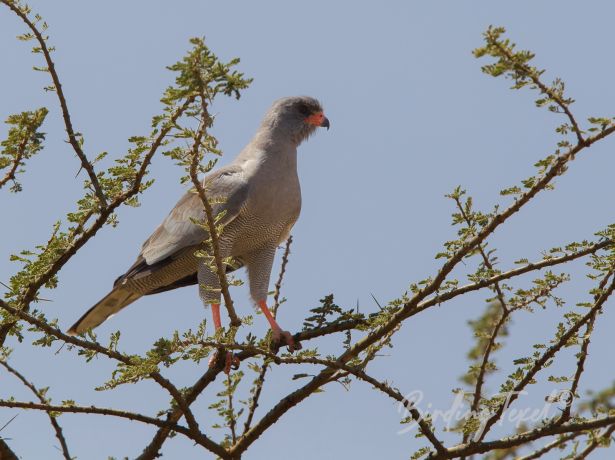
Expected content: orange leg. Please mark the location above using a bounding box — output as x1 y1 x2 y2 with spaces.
208 303 238 373
211 303 222 330
258 300 300 352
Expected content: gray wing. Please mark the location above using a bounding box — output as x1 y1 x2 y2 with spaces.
141 164 248 265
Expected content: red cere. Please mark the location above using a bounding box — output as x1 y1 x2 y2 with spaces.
305 111 325 126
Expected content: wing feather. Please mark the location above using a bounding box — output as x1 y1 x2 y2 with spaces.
141 164 248 265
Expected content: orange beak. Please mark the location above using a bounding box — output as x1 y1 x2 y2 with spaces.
305 111 330 130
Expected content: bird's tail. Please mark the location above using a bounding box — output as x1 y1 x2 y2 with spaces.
67 287 142 335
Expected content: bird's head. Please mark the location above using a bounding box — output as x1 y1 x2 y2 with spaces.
260 96 330 145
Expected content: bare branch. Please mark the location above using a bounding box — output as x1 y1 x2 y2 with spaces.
273 236 293 316
0 399 227 456
0 298 204 446
437 417 615 459
0 360 71 459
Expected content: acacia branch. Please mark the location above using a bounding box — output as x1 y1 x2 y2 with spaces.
0 136 29 191
1 0 107 207
476 270 615 442
189 95 240 327
0 360 71 459
243 236 293 435
453 195 511 441
0 399 227 456
234 119 615 454
572 424 615 459
0 298 205 447
137 316 365 459
488 34 585 145
0 97 194 347
236 351 446 454
517 433 581 460
414 239 611 316
436 416 615 459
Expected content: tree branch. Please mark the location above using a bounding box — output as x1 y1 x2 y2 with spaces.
0 298 205 447
516 433 581 460
0 135 28 191
488 33 585 145
0 399 226 456
436 417 615 459
1 0 108 207
189 95 240 327
0 97 194 347
0 360 71 459
476 269 615 442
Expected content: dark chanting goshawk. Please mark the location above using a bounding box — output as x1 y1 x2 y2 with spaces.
68 96 330 370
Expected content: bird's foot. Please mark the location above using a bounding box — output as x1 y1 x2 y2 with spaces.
271 329 302 353
208 350 240 374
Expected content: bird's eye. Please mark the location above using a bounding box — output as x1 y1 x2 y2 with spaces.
297 103 311 116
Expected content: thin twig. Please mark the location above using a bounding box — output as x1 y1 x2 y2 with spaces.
453 195 511 445
0 360 71 459
1 0 108 207
475 270 615 442
571 424 615 459
489 36 585 145
227 374 237 444
413 239 611 317
557 271 613 424
435 418 615 459
242 237 293 436
272 236 293 316
517 433 581 460
0 399 225 455
189 94 240 327
0 135 29 191
0 97 195 347
0 299 206 451
232 121 615 455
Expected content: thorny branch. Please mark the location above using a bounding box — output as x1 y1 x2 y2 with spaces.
475 270 615 443
233 119 615 454
0 399 226 455
516 433 582 460
0 360 71 460
453 194 511 437
1 14 614 460
557 269 614 425
433 416 615 459
0 96 195 347
1 0 108 207
486 30 585 145
189 94 240 328
242 237 293 435
0 133 29 191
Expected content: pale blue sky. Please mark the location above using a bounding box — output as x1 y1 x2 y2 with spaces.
1 1 614 459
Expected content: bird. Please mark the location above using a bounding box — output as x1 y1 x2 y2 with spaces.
67 96 330 370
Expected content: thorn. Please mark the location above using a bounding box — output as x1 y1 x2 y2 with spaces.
0 414 18 433
370 293 384 311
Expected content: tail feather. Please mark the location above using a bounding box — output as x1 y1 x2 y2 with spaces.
67 287 142 335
